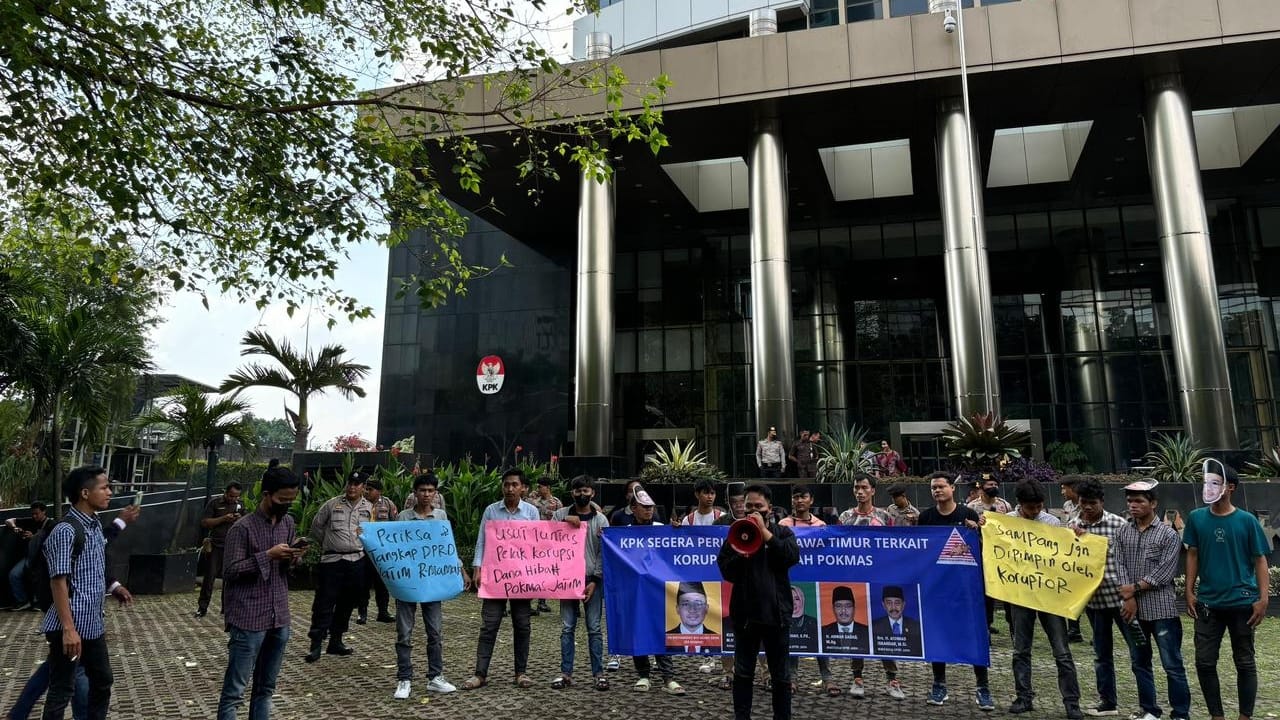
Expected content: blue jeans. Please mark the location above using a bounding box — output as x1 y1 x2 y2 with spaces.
8 558 27 605
395 600 443 681
1124 616 1191 719
1085 606 1125 707
217 625 290 720
559 585 604 677
6 660 87 720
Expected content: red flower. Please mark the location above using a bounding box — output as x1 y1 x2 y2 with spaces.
550 455 558 463
515 445 524 453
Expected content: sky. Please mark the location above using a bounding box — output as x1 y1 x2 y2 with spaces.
147 3 578 450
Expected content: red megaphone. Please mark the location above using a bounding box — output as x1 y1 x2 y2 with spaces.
728 518 763 557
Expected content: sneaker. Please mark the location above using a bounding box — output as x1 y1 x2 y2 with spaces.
849 678 865 698
1067 705 1085 720
1086 702 1120 717
928 683 948 705
1128 714 1159 720
975 687 995 711
606 657 621 672
886 679 905 700
426 676 457 693
1008 698 1035 714
394 680 411 700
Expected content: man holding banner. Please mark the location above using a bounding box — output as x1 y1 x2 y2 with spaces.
465 469 540 690
716 484 799 720
390 474 467 700
1070 479 1130 718
551 476 610 690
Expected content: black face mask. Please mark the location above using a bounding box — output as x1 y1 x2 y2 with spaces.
267 499 292 518
983 486 999 498
573 495 592 509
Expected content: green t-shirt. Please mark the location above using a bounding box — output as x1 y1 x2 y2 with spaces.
1182 506 1270 608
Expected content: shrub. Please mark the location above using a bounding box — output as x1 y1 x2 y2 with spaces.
1046 440 1091 475
1142 433 1204 484
816 425 876 483
639 439 725 485
942 412 1030 471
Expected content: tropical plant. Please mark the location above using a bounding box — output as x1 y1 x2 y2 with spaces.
1141 433 1205 484
941 412 1031 471
640 439 726 485
329 433 375 452
1244 446 1280 479
437 459 503 567
132 384 258 551
816 425 876 483
995 456 1059 485
1046 440 1091 475
219 330 370 452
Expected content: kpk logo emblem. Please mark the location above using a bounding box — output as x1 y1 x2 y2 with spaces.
476 355 505 394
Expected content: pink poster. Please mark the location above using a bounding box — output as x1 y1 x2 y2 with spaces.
477 520 588 599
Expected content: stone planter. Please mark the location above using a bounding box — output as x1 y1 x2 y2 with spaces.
128 550 199 595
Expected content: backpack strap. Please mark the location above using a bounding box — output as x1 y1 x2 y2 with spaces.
57 514 88 596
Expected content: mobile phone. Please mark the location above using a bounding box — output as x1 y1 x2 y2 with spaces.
133 490 144 506
1164 510 1176 523
290 537 311 549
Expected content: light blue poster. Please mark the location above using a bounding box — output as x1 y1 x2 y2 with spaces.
360 521 465 603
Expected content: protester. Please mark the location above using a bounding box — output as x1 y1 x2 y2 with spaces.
837 472 904 700
358 478 397 625
717 484 800 720
528 476 563 615
1059 475 1086 643
609 480 644 526
551 476 610 690
1003 479 1083 719
915 471 993 711
755 426 785 479
197 483 243 618
707 483 748 684
392 473 467 699
465 468 540 690
779 486 825 529
1183 462 1270 720
216 466 303 720
40 466 116 720
1116 480 1191 720
675 479 723 526
303 471 373 663
1070 479 1129 717
884 483 918 527
626 488 685 695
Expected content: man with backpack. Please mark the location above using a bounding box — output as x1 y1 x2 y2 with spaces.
39 465 116 720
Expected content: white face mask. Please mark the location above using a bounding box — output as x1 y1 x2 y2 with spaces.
1202 459 1227 505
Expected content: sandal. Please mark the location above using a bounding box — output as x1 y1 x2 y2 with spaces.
595 676 610 691
463 676 486 690
633 678 652 692
663 680 686 695
515 674 533 689
827 685 843 697
717 675 733 691
551 676 571 690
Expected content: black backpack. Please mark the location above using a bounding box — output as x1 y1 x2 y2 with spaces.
28 515 86 612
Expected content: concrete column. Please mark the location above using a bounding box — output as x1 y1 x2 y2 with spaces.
936 97 1000 419
573 32 614 456
1144 74 1238 449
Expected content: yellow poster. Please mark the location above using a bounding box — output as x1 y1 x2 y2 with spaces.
980 513 1108 619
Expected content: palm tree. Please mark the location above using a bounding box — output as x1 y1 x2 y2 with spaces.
219 330 370 452
8 301 152 515
132 384 257 551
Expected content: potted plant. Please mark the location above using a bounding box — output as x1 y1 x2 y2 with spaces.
815 425 876 484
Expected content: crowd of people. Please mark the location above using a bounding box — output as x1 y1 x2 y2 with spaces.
757 428 907 479
1 461 1272 720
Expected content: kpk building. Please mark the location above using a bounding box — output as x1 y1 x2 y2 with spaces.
377 0 1280 476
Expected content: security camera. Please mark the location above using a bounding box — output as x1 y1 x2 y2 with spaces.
943 10 957 33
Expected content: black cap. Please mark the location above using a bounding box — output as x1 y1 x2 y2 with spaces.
346 471 367 486
677 581 706 598
832 586 855 604
882 585 905 601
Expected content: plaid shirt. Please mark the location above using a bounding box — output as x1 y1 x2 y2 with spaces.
222 510 295 632
40 507 107 640
1115 517 1182 620
1072 511 1129 609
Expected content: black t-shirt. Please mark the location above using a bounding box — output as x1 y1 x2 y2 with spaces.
917 504 981 527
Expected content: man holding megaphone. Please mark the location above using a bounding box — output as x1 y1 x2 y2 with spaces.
717 484 800 720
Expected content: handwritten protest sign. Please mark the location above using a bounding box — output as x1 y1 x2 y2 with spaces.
360 521 464 603
478 520 587 600
980 513 1107 619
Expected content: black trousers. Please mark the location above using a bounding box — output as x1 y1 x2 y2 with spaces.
307 558 363 644
43 631 111 720
359 555 389 616
197 544 224 613
732 619 790 720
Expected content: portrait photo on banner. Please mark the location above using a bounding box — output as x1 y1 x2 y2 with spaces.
868 583 925 658
665 580 723 652
788 582 821 654
817 582 871 655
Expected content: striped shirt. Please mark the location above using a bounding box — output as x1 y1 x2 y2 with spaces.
222 510 295 632
1115 517 1182 620
472 499 540 568
1072 511 1129 610
40 507 106 640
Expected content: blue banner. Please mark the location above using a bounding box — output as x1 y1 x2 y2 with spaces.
360 521 465 604
602 524 989 665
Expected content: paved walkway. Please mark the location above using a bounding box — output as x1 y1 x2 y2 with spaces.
0 591 1270 719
